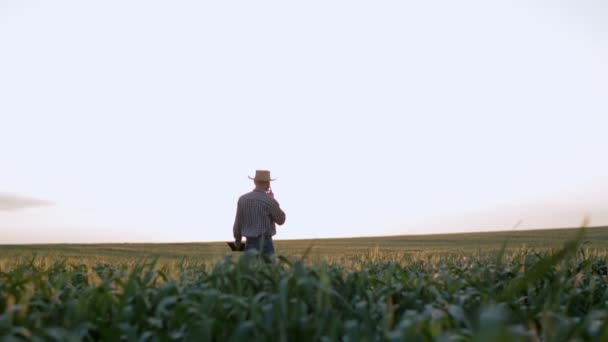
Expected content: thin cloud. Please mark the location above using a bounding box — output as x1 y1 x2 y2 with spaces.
0 193 51 211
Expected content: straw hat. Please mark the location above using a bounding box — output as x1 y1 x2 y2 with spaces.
248 170 276 182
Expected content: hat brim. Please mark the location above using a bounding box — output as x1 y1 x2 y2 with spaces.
248 176 277 181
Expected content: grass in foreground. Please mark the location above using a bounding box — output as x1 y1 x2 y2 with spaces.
1 228 607 341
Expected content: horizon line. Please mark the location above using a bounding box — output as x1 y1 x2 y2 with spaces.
2 225 605 246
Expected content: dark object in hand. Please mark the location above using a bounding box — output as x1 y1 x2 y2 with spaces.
227 242 245 252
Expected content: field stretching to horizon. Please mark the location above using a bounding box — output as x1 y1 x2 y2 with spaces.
2 226 608 265
1 226 608 340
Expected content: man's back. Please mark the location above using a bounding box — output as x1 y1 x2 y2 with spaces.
233 189 286 241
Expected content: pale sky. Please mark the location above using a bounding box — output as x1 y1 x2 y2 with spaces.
1 0 607 244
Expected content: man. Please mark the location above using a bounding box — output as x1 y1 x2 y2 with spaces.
233 170 286 255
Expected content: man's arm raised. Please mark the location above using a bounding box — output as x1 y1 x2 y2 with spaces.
270 198 286 225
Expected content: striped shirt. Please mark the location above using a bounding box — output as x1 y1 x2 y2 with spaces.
233 189 286 242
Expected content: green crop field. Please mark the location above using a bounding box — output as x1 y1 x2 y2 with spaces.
1 226 607 340
2 226 608 266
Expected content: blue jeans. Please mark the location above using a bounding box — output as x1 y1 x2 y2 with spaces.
245 236 275 255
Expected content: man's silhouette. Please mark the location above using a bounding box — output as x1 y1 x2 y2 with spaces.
233 170 286 255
